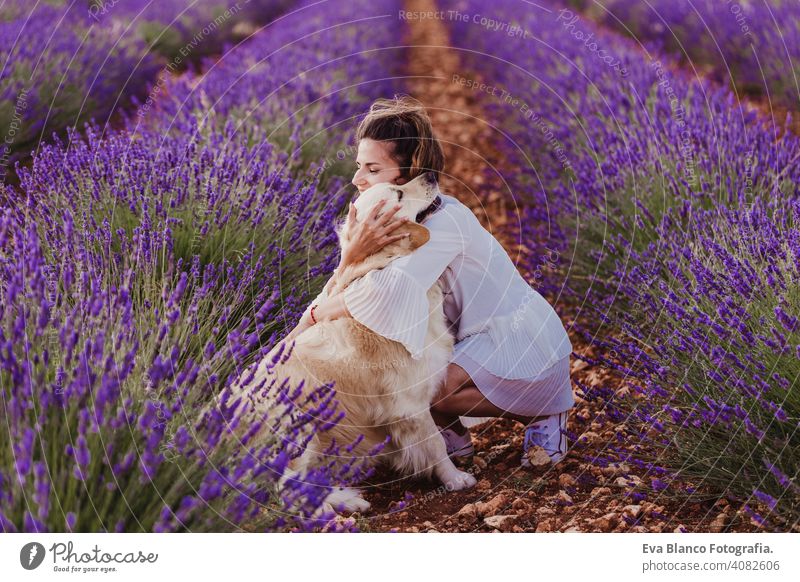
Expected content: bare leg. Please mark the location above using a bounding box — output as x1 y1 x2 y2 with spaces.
432 362 550 430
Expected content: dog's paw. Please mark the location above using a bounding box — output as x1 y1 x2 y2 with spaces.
442 469 477 491
326 487 372 513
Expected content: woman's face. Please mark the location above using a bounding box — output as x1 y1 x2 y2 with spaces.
351 138 407 194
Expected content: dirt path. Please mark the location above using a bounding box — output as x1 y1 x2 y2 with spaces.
354 0 761 533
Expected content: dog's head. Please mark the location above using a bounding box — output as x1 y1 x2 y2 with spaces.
340 171 439 254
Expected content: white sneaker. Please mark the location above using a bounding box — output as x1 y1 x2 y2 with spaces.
439 426 474 459
521 411 568 467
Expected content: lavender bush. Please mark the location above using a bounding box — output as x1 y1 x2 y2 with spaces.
0 2 160 173
135 0 406 189
443 0 799 529
0 1 294 182
2 0 408 532
568 0 800 111
86 0 295 62
0 108 361 531
0 196 370 532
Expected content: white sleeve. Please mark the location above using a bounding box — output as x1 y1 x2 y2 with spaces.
342 210 468 359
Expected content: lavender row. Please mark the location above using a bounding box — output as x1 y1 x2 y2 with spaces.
132 0 406 189
0 1 292 182
87 0 295 62
0 184 368 532
1 0 408 531
569 0 800 111
442 0 799 528
0 2 158 176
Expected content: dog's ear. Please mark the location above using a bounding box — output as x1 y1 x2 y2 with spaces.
394 222 430 250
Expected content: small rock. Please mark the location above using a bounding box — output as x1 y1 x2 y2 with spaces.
558 473 577 488
601 462 631 477
673 524 687 533
591 512 618 532
331 515 356 529
488 443 511 455
614 475 642 488
623 505 642 518
511 498 529 512
476 478 492 491
473 456 487 470
484 514 516 531
422 520 437 531
476 493 508 517
563 526 582 532
456 503 478 519
709 513 729 533
535 519 553 532
525 445 552 468
536 506 555 517
585 369 604 386
557 490 573 504
571 359 589 373
591 487 612 497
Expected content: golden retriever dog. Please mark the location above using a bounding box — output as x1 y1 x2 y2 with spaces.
226 172 476 514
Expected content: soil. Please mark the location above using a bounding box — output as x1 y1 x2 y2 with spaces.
345 0 765 534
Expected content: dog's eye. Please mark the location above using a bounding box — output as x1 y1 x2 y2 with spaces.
393 188 404 201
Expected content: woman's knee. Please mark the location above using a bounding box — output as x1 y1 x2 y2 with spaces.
432 364 475 411
435 363 472 398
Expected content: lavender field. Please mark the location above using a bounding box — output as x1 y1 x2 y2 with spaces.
1 0 797 534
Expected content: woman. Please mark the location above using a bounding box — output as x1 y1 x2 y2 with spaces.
287 96 574 468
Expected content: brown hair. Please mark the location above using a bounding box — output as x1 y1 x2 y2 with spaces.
355 95 445 182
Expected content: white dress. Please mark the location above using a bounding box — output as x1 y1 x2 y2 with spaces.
303 188 575 416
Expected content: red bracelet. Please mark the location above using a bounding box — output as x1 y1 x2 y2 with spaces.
309 304 318 324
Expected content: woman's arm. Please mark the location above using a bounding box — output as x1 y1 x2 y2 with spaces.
282 198 401 341
339 207 469 358
286 269 354 339
313 293 352 322
303 201 466 349
286 272 339 340
283 285 352 342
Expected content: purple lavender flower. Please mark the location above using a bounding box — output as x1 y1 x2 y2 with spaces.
441 0 800 529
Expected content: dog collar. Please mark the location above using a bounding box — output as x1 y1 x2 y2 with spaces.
415 194 442 223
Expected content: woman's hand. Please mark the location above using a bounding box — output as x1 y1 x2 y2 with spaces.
285 291 352 343
340 199 410 267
